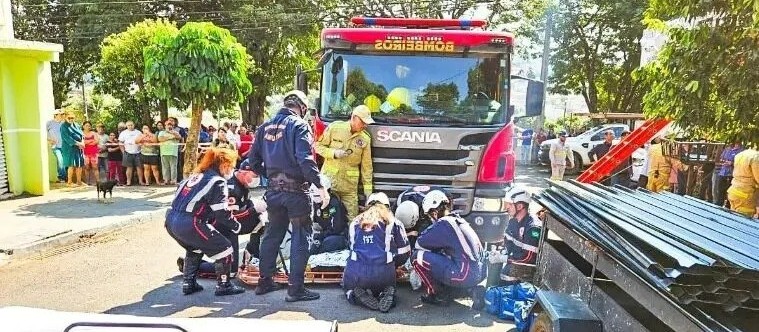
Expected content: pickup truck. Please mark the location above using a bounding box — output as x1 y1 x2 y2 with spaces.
537 124 631 175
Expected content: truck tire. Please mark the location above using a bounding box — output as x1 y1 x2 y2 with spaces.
565 152 583 175
530 311 553 332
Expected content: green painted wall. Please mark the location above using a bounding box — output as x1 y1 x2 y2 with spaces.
0 53 56 196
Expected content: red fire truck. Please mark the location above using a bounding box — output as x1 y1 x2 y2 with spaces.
297 17 539 242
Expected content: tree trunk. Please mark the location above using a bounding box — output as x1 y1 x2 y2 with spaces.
183 100 203 177
159 99 169 121
251 93 267 125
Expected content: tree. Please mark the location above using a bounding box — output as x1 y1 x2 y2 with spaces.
94 19 179 125
144 22 253 175
549 0 648 114
640 0 759 143
418 83 460 111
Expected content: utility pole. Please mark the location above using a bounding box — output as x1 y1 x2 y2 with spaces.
536 7 553 130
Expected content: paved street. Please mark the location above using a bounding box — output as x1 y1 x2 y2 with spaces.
0 165 554 332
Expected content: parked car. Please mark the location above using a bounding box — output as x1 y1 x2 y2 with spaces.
537 124 630 175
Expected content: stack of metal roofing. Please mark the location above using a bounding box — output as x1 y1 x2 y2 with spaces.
534 180 759 329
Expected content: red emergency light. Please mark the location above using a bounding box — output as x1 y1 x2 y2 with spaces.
351 17 487 29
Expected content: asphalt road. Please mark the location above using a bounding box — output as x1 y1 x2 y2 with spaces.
0 165 554 331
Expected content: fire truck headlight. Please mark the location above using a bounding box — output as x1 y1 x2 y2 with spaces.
472 197 506 212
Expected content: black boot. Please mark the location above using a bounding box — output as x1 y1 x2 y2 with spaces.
378 286 396 313
181 252 204 295
214 259 245 296
352 288 379 310
286 287 320 302
255 277 283 295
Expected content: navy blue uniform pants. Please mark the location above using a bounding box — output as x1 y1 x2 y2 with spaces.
343 260 396 294
259 191 313 289
412 250 485 295
165 210 233 261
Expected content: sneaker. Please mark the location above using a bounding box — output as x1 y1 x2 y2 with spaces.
215 282 245 296
353 288 379 310
286 288 321 302
255 277 283 295
378 286 396 313
470 286 486 311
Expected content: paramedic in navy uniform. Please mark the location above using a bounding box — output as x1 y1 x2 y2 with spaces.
165 148 245 296
248 90 330 302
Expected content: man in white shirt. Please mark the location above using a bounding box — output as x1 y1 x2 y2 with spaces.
228 123 241 148
549 131 575 180
118 121 144 186
46 109 66 182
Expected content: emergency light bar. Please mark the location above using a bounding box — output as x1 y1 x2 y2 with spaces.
351 17 487 29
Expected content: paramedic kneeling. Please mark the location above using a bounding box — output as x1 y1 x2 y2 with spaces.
412 190 487 309
165 148 245 296
248 90 330 302
343 193 410 313
488 186 541 284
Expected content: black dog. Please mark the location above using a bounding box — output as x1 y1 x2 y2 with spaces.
96 180 118 203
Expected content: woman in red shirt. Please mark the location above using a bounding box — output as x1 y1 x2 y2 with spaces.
237 125 254 165
82 121 100 185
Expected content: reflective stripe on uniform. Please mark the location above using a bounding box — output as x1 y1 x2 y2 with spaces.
348 221 358 261
209 202 227 211
443 217 476 262
385 219 394 263
504 233 539 253
186 176 225 212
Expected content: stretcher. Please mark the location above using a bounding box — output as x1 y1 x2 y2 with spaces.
236 263 411 286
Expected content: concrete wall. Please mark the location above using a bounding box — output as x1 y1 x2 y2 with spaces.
0 48 58 196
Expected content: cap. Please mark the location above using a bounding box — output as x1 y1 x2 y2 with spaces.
352 105 375 125
558 131 568 137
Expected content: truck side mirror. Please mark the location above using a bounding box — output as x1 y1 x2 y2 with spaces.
297 72 309 95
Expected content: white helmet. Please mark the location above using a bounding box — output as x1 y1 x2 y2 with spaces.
395 200 420 229
310 174 332 204
422 190 449 214
283 90 310 109
505 186 531 205
367 192 390 207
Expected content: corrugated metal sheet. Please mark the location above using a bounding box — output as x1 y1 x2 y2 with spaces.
535 180 759 331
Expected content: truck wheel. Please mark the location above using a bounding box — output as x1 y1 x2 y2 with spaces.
530 312 553 332
566 152 583 175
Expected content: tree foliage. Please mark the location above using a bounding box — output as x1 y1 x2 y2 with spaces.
144 22 253 175
95 19 179 125
640 0 759 144
549 0 648 114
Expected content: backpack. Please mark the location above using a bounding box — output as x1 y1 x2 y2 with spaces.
484 282 537 321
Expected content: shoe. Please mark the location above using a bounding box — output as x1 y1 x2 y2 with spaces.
215 281 245 296
176 257 184 273
285 288 321 302
378 286 396 313
255 277 283 295
181 253 204 295
214 260 245 296
470 286 486 311
353 288 379 310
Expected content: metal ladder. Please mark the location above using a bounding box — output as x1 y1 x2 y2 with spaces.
577 118 670 183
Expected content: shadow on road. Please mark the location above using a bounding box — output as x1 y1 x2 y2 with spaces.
105 277 499 329
13 197 166 219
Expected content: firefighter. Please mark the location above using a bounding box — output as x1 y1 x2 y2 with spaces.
165 148 245 296
176 160 267 277
727 148 759 218
549 131 574 180
412 190 486 310
310 175 350 254
488 186 541 284
343 192 410 312
248 90 330 302
315 105 375 220
646 138 681 193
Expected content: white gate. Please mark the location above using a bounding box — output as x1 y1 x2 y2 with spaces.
0 117 10 199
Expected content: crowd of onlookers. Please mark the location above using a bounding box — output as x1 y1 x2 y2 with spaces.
46 109 256 187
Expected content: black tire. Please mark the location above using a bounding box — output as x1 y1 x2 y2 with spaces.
565 152 583 175
530 311 553 332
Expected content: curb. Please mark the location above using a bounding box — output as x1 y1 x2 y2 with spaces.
2 208 169 264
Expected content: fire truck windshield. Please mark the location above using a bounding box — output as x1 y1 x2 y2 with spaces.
320 52 507 127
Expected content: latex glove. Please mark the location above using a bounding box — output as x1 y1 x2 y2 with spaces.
317 187 330 209
487 250 508 264
252 198 267 214
259 211 269 226
333 149 348 159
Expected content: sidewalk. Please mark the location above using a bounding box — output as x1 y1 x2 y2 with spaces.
0 184 176 265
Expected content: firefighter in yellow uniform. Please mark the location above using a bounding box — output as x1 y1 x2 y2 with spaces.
315 105 375 219
727 148 759 218
646 140 679 193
